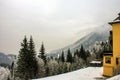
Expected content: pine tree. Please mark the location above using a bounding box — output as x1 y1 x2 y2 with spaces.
79 45 86 61
16 36 38 80
45 66 49 76
86 50 91 58
74 49 79 57
66 49 73 63
39 42 46 65
28 36 38 78
61 51 65 62
17 36 30 80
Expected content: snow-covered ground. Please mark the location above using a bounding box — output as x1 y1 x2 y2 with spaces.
107 75 120 80
0 65 119 80
32 66 120 80
33 67 104 80
0 66 10 80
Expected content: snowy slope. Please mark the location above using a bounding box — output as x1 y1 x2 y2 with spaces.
49 24 111 57
33 67 103 80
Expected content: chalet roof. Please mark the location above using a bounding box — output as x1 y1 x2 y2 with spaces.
109 21 120 25
109 13 120 25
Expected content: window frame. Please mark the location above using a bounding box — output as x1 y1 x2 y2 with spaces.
105 57 111 64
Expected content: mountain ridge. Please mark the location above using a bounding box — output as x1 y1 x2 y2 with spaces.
48 24 111 57
0 52 13 67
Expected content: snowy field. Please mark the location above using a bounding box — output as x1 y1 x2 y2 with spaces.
33 67 104 80
107 75 120 80
1 66 120 80
32 66 120 80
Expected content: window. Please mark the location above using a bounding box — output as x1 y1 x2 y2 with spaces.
116 58 119 65
105 57 111 64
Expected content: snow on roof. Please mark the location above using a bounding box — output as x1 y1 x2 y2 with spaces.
32 67 103 80
90 61 101 64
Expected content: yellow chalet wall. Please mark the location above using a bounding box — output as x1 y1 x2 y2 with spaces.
103 13 120 77
112 23 120 57
103 56 114 76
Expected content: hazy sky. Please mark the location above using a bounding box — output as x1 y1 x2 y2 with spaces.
0 0 120 54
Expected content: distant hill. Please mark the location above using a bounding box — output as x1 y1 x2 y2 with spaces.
48 24 111 57
0 52 12 67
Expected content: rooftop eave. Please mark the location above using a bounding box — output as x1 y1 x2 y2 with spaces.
104 51 113 53
103 51 113 56
103 53 113 56
109 21 120 25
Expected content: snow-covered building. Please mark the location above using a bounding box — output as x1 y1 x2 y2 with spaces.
90 60 102 67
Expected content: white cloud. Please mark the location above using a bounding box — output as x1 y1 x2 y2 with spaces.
0 0 120 54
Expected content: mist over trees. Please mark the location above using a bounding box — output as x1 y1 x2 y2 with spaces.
14 36 93 80
13 33 112 80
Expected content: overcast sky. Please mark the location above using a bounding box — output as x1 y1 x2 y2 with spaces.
0 0 120 54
